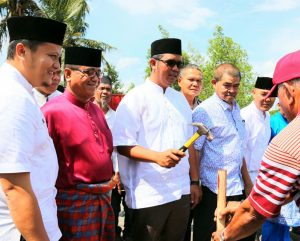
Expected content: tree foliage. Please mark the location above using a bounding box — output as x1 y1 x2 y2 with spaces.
201 26 254 107
144 25 254 107
0 0 42 50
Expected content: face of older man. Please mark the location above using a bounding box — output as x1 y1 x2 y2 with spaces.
178 68 203 101
65 66 101 102
213 73 240 106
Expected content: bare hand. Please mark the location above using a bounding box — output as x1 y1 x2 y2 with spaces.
214 201 240 225
190 185 202 209
156 149 185 168
212 230 223 241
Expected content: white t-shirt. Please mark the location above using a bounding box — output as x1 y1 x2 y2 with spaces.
0 63 61 241
112 79 192 209
33 89 62 107
241 101 271 184
105 108 118 172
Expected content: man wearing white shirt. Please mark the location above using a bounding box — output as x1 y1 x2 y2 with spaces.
0 16 66 241
33 69 62 107
94 75 132 240
241 77 276 184
112 38 200 241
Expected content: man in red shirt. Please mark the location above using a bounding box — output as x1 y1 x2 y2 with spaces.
42 46 115 241
212 50 300 241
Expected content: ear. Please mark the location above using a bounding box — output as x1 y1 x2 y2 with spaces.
15 43 26 59
282 82 295 105
149 58 157 70
64 68 72 82
178 76 182 85
211 79 217 86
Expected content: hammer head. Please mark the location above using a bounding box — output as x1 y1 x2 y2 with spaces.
192 122 214 141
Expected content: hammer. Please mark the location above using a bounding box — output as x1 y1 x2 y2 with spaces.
179 122 213 152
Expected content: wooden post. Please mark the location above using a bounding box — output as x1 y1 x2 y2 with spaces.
216 169 227 231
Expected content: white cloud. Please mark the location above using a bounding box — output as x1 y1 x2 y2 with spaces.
254 0 300 12
170 7 214 30
116 57 139 70
252 59 277 77
268 27 300 55
112 0 214 30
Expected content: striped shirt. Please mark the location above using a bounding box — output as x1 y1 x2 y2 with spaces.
249 115 300 218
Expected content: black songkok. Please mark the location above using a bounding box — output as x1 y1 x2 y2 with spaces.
7 16 66 45
255 77 277 97
64 47 102 67
151 38 182 57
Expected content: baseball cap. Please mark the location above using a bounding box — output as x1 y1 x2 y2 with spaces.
266 49 300 98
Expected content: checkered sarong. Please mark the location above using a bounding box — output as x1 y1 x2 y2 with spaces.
56 183 115 241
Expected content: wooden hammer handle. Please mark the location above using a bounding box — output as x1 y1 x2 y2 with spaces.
217 169 227 231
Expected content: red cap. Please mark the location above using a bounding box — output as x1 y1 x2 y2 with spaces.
266 49 300 98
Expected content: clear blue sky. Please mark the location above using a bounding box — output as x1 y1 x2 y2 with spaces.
85 0 300 90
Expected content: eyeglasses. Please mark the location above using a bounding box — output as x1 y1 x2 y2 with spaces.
154 58 184 69
71 68 101 78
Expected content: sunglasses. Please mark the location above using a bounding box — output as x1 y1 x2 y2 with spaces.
71 68 101 78
154 58 184 69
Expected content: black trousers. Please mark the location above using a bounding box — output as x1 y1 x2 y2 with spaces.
111 187 133 238
193 186 256 241
131 195 190 241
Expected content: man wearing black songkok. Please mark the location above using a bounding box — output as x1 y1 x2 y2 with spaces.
42 46 116 241
112 38 201 241
0 16 66 241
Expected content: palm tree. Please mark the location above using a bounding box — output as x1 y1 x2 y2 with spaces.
0 0 42 50
39 0 114 61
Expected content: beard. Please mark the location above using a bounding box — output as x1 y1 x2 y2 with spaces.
99 99 109 111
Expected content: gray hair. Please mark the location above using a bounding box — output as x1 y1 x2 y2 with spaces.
179 64 202 78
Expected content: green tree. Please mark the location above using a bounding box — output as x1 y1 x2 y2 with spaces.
0 0 42 50
201 26 254 107
126 82 135 93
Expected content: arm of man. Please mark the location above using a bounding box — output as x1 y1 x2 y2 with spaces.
241 159 253 197
212 198 265 241
117 145 185 168
189 146 201 208
0 173 50 241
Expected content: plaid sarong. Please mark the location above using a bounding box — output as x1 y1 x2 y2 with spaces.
56 182 115 241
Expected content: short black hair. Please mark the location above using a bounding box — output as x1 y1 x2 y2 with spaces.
7 39 44 60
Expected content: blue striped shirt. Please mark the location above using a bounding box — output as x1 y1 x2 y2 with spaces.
192 93 245 196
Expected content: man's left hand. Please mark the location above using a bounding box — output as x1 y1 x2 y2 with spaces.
190 184 202 209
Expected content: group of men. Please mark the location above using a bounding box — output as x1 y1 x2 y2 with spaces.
0 15 300 241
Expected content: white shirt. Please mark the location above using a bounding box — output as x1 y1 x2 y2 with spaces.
0 63 61 241
241 101 271 184
105 107 118 172
33 89 62 107
112 79 192 209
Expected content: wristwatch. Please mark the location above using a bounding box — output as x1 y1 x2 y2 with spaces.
190 180 201 186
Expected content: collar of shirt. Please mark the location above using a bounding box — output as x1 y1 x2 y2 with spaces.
145 78 170 94
63 89 89 109
212 93 237 111
3 62 33 95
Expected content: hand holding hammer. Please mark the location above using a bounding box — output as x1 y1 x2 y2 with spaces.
179 122 214 152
